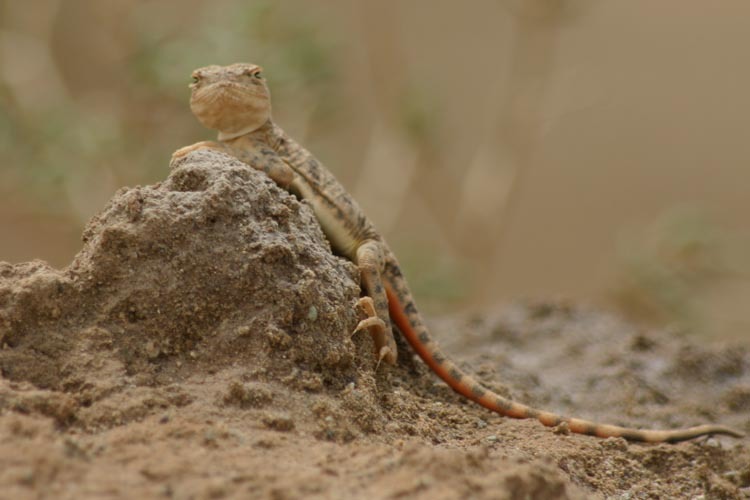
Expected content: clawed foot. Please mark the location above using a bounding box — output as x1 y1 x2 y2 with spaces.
376 346 394 371
353 297 387 334
353 316 387 334
354 297 397 367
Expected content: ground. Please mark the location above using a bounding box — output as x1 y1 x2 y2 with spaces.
1 150 748 499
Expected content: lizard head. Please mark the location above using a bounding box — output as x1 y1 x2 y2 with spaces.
189 63 272 140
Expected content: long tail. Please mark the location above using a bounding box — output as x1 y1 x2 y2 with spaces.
383 267 744 443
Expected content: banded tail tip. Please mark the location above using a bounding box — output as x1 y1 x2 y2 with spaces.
714 426 745 439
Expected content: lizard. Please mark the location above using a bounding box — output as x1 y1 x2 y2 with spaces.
172 62 744 443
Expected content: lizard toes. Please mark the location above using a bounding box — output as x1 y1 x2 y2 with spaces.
352 316 387 336
377 346 397 369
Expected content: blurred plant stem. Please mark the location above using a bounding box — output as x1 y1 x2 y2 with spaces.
461 3 566 300
352 1 416 233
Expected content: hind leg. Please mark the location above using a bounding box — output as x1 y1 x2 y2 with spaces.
353 240 397 365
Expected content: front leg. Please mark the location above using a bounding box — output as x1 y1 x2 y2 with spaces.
354 240 398 366
173 140 296 189
171 140 227 162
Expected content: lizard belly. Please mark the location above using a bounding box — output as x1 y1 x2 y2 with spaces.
293 180 359 259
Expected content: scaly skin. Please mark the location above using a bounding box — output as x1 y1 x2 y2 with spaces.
172 63 744 443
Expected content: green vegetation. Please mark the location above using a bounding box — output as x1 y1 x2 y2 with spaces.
612 207 749 337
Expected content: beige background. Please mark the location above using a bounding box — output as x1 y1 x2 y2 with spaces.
1 0 748 339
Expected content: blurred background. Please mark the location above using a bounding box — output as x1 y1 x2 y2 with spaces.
1 0 749 340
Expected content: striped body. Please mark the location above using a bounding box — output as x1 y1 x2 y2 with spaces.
175 63 744 443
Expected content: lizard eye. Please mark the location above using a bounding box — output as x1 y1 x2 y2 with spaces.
253 71 262 79
191 75 199 84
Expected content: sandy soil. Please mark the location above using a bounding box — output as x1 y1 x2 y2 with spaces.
1 150 748 499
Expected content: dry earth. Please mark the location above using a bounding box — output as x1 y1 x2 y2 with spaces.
1 150 748 499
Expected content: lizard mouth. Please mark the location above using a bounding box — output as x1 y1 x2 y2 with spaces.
201 81 269 101
190 80 272 134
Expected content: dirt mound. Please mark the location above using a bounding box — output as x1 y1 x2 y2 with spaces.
1 150 748 499
0 150 375 426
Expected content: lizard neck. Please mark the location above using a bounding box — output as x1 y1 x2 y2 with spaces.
217 119 276 142
258 120 291 151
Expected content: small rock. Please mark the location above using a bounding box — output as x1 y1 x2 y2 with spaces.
261 412 295 432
